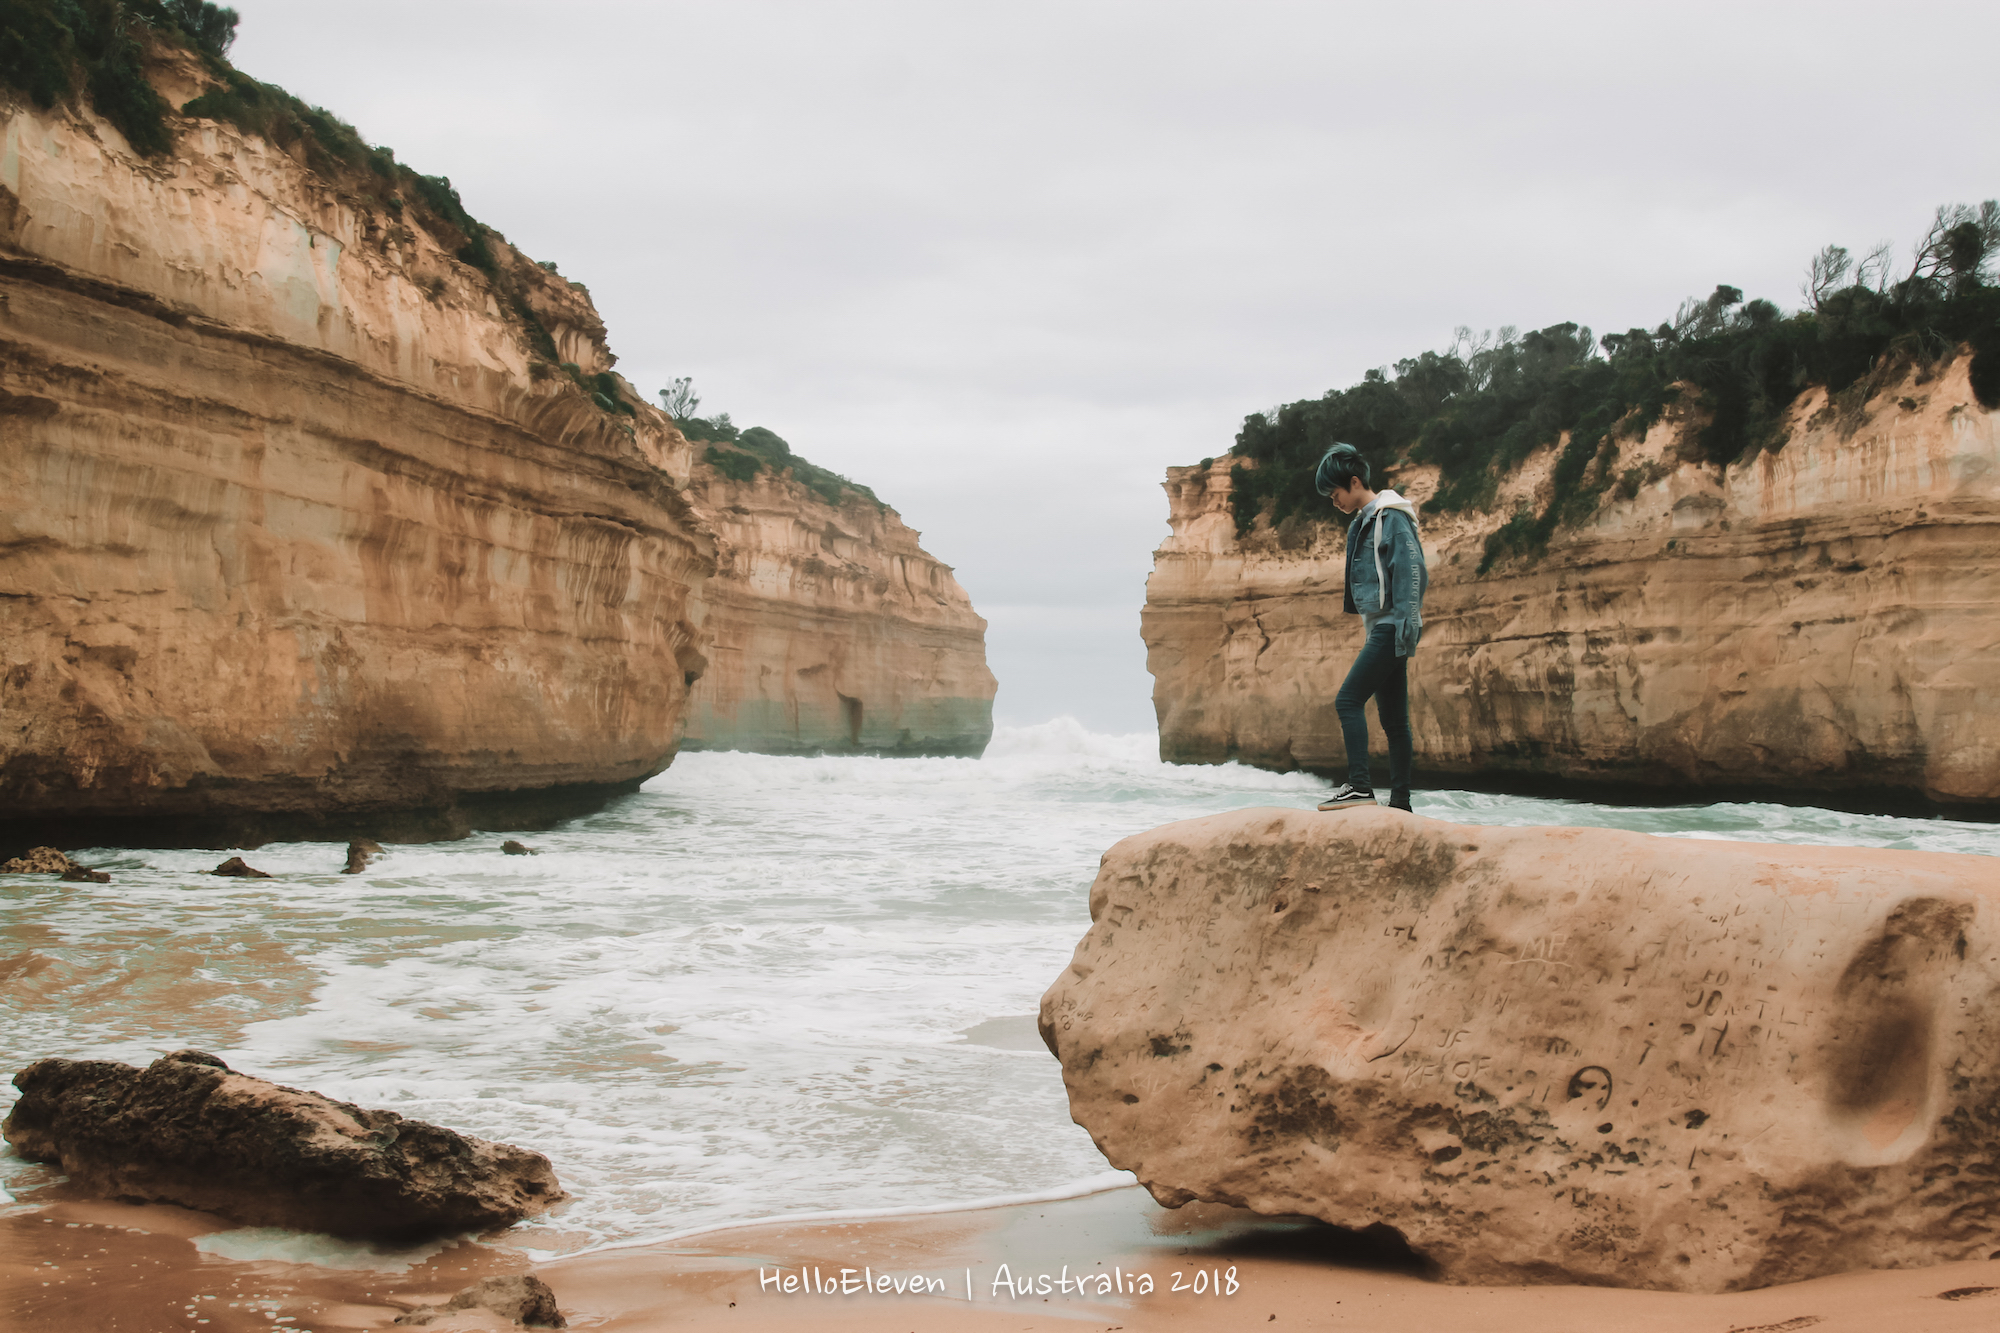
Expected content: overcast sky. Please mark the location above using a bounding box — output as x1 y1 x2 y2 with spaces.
234 1 2000 733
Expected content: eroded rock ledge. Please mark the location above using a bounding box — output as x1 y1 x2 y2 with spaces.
1039 807 2000 1291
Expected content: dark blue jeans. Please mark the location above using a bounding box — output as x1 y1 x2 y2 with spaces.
1336 622 1411 804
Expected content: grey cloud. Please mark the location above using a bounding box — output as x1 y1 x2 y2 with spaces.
232 0 2000 728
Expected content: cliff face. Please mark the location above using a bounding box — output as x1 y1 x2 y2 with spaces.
679 461 995 757
1143 368 2000 808
0 68 714 845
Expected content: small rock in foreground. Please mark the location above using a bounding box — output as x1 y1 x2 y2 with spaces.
2 1049 566 1240
59 866 110 883
3 847 76 874
396 1275 566 1327
344 839 383 874
211 856 271 878
501 840 537 856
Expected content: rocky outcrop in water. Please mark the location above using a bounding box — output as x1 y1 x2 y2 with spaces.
1 847 76 874
4 1049 565 1239
1039 807 2000 1291
1142 367 2000 809
679 458 995 757
0 49 714 850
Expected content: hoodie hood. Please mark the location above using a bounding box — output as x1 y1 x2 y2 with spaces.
1345 488 1426 630
1359 488 1419 528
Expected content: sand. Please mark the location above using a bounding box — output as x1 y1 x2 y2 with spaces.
6 1179 1998 1332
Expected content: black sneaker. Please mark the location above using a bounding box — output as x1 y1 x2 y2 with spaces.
1316 783 1376 811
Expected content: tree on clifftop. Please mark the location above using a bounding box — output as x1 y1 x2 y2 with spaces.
162 0 237 58
1224 201 2000 573
658 377 701 420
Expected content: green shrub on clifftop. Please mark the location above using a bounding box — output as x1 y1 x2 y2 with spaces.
0 1 678 436
589 371 635 416
0 1 74 108
703 445 760 483
1226 204 2000 574
179 68 369 166
0 0 175 155
158 0 235 58
0 1 235 154
691 420 883 509
0 1 505 282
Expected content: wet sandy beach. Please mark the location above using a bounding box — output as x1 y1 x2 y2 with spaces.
8 1179 1999 1332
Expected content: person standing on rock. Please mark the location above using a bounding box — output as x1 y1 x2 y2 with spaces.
1312 443 1427 813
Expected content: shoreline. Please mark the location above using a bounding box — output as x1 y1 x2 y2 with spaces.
7 1181 1999 1332
11 771 1996 867
8 767 2000 1329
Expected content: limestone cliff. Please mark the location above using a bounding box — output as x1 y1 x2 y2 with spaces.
1143 366 2000 809
679 458 995 757
0 50 714 847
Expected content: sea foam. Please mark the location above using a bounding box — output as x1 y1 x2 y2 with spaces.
2 719 1992 1263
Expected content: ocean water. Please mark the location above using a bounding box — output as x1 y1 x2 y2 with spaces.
3 718 1995 1260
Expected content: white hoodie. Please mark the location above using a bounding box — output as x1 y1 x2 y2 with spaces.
1350 489 1426 656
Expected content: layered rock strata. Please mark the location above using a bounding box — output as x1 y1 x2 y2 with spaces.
679 462 995 757
1143 370 2000 809
1039 806 2000 1291
4 1049 565 1239
0 67 713 847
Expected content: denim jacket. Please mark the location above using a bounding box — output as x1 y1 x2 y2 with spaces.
1342 489 1427 657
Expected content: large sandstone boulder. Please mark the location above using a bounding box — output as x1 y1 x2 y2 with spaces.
1039 807 2000 1292
3 1050 565 1240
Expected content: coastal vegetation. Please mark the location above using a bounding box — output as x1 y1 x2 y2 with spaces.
1225 204 2000 571
0 0 233 155
4 3 894 489
0 0 630 403
663 389 884 509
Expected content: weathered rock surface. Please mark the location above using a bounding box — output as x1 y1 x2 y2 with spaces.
0 62 714 849
1142 368 2000 809
396 1275 566 1327
679 459 995 756
1 846 76 874
211 856 270 878
3 1049 565 1240
1039 807 2000 1291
